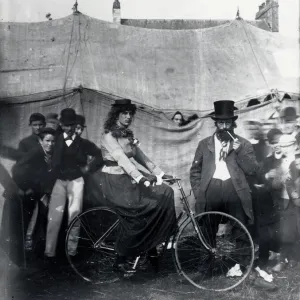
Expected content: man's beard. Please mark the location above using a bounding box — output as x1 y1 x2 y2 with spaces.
216 128 234 142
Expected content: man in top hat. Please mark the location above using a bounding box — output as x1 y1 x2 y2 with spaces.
44 108 103 259
18 113 46 155
190 100 259 274
280 107 299 138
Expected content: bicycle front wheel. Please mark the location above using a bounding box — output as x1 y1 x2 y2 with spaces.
65 207 120 284
174 211 254 292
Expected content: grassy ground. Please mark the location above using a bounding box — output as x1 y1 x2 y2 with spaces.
2 251 300 300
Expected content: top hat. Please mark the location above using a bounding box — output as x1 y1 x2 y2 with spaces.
210 100 238 121
60 108 76 125
75 114 86 127
280 107 298 122
112 99 132 106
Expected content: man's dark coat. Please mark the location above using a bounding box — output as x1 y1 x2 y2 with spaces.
190 134 259 220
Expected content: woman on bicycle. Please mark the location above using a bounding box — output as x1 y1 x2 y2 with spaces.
98 99 176 274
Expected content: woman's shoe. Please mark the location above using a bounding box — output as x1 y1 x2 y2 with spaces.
113 256 136 276
113 262 136 276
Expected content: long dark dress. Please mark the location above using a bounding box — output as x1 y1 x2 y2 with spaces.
97 129 177 257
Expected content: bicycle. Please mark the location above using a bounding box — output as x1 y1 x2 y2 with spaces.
65 178 254 292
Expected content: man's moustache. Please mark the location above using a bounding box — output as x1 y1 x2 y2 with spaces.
216 129 234 141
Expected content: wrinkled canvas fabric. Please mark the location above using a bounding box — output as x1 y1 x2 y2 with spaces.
0 88 298 215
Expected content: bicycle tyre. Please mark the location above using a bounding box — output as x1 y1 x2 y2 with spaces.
174 211 254 292
65 207 120 284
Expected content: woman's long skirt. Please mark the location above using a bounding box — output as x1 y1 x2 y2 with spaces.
88 171 177 257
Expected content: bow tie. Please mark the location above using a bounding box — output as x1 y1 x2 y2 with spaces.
65 136 73 141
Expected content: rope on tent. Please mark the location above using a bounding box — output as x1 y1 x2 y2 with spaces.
240 19 272 95
62 14 76 107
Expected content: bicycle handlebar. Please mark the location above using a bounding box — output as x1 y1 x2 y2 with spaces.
163 177 181 182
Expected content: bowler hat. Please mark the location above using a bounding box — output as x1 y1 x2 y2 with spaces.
112 99 132 106
280 107 298 122
75 114 86 127
60 108 76 125
210 100 238 121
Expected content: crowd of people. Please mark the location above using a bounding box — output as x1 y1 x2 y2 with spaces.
0 98 299 292
0 101 176 276
190 100 300 290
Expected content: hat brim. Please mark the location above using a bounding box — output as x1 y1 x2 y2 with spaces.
211 115 238 121
60 121 75 126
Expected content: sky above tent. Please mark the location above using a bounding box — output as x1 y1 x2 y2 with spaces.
0 0 298 37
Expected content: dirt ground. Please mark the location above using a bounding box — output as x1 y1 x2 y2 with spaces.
1 251 300 300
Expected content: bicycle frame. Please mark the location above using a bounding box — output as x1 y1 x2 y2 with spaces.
167 178 213 252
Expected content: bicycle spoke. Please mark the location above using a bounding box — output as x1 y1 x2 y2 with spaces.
66 208 119 284
175 212 254 291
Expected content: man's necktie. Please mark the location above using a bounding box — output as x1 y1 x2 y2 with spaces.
219 141 228 161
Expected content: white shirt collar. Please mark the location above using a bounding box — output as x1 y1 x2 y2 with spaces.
63 132 76 140
249 138 259 145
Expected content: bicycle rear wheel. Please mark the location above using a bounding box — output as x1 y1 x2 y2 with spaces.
174 211 254 291
65 207 120 284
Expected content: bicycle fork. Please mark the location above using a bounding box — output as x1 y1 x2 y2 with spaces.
177 180 212 252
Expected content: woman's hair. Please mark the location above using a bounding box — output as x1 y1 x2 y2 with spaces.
172 111 186 126
38 127 56 140
104 104 137 132
172 111 184 121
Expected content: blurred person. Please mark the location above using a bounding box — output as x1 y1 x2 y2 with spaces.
171 111 185 127
255 129 283 268
244 120 269 164
265 134 299 272
18 113 46 154
45 113 59 131
262 121 277 140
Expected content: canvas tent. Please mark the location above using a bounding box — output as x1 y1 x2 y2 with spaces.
0 12 299 212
